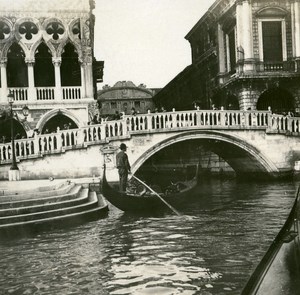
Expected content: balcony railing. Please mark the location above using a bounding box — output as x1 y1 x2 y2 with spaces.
36 87 55 100
261 61 295 72
9 88 28 101
62 87 81 100
264 62 283 71
2 86 83 102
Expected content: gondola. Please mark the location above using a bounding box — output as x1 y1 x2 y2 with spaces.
100 165 199 213
241 186 300 294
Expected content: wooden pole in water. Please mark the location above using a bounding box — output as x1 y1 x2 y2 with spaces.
131 175 181 216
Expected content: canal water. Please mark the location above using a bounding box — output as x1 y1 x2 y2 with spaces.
0 179 298 295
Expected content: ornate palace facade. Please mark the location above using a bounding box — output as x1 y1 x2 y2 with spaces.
154 0 300 116
97 81 156 118
0 0 103 139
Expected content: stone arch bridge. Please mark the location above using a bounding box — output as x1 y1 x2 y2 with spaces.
0 109 300 180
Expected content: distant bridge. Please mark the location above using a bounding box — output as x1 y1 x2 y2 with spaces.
1 109 300 180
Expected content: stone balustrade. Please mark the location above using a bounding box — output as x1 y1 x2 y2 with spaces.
3 86 82 102
9 87 28 101
126 110 271 131
0 109 299 164
62 86 82 100
36 87 55 100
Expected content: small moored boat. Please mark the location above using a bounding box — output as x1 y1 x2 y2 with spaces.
101 165 199 213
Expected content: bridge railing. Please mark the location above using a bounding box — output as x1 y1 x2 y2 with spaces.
270 114 300 133
1 109 299 164
124 109 271 132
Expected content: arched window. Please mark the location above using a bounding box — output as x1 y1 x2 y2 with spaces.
34 43 55 87
42 113 78 134
60 43 81 86
7 43 28 87
0 117 27 142
257 88 294 114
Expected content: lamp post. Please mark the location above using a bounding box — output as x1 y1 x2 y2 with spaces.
7 93 29 181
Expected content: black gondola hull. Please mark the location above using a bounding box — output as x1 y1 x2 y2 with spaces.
101 168 199 213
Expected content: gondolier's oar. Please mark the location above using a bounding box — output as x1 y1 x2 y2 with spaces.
131 175 181 216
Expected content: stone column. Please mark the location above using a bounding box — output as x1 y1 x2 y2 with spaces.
293 0 300 70
81 46 94 99
80 62 86 98
52 57 62 100
236 0 244 73
217 24 227 83
242 0 255 72
26 59 37 101
84 62 94 98
0 59 8 101
294 1 300 56
225 34 231 72
238 88 260 111
236 0 244 54
291 1 296 57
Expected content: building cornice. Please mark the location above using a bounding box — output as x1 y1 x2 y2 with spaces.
185 0 236 40
98 86 154 97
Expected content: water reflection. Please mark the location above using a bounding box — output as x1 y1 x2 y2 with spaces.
0 179 297 295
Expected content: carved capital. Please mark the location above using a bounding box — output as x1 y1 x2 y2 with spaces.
52 57 62 67
81 50 93 64
0 58 7 67
25 58 35 66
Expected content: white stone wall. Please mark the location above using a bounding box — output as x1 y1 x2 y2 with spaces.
0 0 90 12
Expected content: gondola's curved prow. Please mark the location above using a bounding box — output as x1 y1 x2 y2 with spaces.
101 164 200 213
241 185 300 295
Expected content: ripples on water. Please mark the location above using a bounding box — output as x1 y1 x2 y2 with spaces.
0 179 297 295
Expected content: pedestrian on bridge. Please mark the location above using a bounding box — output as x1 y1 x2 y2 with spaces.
116 143 131 192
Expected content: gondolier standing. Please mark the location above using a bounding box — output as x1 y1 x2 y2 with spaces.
116 143 131 192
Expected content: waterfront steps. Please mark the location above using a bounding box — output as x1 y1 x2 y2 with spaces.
0 180 108 236
0 183 80 209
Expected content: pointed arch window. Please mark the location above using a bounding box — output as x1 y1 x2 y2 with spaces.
60 43 81 86
34 43 55 86
7 43 28 87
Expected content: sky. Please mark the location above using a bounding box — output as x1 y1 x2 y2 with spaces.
93 0 216 89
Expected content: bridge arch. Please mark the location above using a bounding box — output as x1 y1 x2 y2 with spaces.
131 130 279 178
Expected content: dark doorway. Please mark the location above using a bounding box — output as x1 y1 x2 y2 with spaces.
7 43 28 87
34 43 55 87
227 93 239 110
211 91 239 110
257 88 294 114
60 43 81 86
